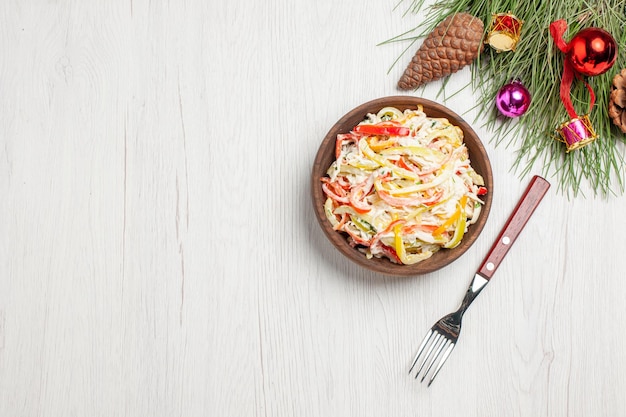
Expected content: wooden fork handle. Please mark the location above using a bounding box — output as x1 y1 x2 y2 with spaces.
477 175 550 280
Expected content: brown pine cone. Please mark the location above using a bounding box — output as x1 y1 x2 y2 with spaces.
398 13 484 90
609 69 626 134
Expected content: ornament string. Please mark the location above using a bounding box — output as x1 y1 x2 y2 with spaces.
549 19 596 119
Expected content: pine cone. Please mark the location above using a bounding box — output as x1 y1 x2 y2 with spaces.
398 13 484 90
609 69 626 134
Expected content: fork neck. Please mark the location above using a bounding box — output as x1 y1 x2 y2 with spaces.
458 273 489 315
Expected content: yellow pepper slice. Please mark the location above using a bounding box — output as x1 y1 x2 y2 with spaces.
367 136 397 151
441 196 469 248
358 139 419 180
380 146 443 161
433 210 461 236
393 222 433 265
324 198 339 228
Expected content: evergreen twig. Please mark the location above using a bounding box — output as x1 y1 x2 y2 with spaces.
387 0 626 197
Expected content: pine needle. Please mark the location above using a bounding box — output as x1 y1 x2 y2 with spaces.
386 0 626 197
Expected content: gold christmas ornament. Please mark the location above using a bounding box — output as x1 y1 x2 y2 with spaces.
485 12 524 52
398 13 484 90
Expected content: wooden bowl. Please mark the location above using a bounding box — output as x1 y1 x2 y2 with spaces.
311 96 493 276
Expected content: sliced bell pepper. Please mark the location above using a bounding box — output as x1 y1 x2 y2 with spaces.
432 196 467 237
335 133 358 159
359 140 419 181
393 222 433 265
443 196 469 249
354 123 410 137
344 224 372 247
366 136 397 151
377 188 443 208
369 219 405 249
352 216 376 235
349 175 374 214
444 215 466 249
395 157 418 173
378 243 402 264
321 179 350 204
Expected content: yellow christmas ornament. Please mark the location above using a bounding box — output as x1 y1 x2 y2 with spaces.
485 12 524 52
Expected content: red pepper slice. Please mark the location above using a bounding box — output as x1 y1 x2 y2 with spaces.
378 243 402 264
353 123 410 137
477 186 488 196
349 175 374 214
335 133 358 159
321 179 350 204
345 226 371 247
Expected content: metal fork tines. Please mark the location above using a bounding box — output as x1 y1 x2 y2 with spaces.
408 314 460 385
408 273 488 386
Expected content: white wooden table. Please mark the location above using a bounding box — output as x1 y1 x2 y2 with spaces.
2 1 625 416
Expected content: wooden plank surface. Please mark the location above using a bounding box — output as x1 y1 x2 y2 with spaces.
1 1 625 416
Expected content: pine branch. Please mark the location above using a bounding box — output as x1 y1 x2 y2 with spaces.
388 0 626 197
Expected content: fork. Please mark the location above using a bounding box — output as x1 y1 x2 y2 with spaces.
409 175 551 386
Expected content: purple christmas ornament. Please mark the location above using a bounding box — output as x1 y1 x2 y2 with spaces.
495 80 531 118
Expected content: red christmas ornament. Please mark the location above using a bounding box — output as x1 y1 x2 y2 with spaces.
549 20 604 152
567 27 618 76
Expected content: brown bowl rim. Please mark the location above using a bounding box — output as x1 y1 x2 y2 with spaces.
311 96 493 276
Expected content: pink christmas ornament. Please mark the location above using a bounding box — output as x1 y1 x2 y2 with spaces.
495 80 531 118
